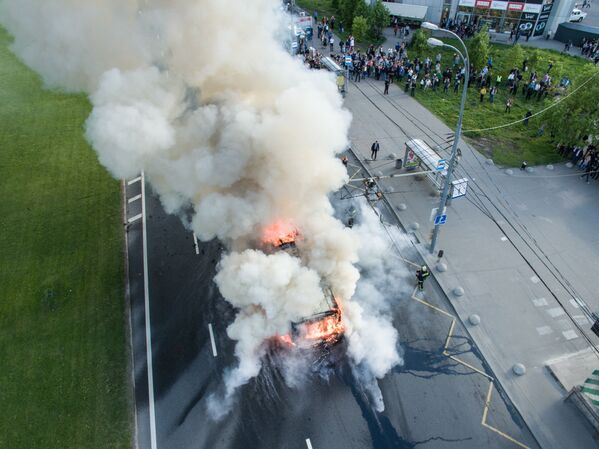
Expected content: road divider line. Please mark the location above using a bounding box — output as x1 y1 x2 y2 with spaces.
481 382 531 448
128 213 143 224
141 171 158 449
305 438 313 449
128 176 142 185
193 232 199 255
208 323 217 357
128 193 142 204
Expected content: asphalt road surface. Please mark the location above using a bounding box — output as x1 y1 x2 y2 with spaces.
124 173 540 449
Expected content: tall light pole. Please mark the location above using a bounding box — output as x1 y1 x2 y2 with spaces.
421 22 470 255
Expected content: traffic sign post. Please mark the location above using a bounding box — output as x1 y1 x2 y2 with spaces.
434 214 447 226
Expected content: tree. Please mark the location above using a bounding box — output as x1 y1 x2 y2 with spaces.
468 25 490 72
339 0 359 29
507 44 524 70
368 0 390 39
410 29 429 56
528 49 540 71
331 0 339 9
545 66 599 145
354 0 369 19
352 15 369 43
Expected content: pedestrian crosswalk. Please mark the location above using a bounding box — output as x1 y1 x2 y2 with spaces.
582 370 599 407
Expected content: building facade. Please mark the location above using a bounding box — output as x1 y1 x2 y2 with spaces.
383 0 576 37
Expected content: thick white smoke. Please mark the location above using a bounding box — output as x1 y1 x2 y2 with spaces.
1 0 405 413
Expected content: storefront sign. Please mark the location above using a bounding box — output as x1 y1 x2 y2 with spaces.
507 2 524 11
523 3 542 12
459 0 476 6
491 1 508 10
533 1 553 35
475 0 492 8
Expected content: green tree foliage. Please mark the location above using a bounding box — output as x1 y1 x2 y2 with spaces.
368 0 390 39
468 25 490 71
354 0 369 18
339 0 359 29
331 0 339 9
545 67 599 145
352 15 369 43
507 44 524 70
528 48 541 71
411 29 429 55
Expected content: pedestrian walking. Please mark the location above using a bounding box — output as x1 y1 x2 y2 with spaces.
524 110 532 126
479 86 487 102
416 266 430 291
581 163 593 183
371 140 380 160
489 86 497 103
505 97 513 113
384 78 390 95
521 161 528 170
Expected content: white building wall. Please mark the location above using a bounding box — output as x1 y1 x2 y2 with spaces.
546 0 577 35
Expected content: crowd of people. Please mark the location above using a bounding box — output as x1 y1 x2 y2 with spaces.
557 143 599 183
580 37 599 64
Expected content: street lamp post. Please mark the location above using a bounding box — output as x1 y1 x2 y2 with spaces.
421 23 470 255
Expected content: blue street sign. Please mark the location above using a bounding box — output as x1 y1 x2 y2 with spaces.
434 214 447 225
345 55 352 66
436 159 446 171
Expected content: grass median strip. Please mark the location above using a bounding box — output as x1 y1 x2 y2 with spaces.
0 26 130 448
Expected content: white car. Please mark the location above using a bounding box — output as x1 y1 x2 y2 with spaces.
569 8 587 22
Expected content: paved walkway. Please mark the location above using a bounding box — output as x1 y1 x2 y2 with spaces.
344 77 599 449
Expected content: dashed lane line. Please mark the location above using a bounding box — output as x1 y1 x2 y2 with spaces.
305 438 314 449
128 175 142 185
193 232 199 255
128 213 143 224
128 193 142 204
411 287 529 448
208 323 218 357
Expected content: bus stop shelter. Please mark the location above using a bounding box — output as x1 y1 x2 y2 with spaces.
403 139 447 190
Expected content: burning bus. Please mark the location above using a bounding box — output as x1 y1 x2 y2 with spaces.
261 221 344 349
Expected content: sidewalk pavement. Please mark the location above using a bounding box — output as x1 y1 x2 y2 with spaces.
344 77 599 449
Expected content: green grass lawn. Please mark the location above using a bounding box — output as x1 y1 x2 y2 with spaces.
0 26 130 449
402 40 596 166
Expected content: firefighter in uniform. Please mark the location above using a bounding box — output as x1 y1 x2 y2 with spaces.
416 265 430 291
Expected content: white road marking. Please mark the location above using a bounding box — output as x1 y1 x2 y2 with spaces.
569 298 581 309
128 176 142 185
532 297 548 307
208 323 218 357
128 193 142 204
573 315 590 325
536 326 553 336
562 330 579 340
141 172 158 449
128 213 143 224
305 439 314 449
530 275 540 284
193 232 199 255
500 236 508 241
547 307 566 318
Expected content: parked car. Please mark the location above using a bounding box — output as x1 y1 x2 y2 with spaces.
569 8 587 22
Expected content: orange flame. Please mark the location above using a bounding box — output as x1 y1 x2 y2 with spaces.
300 310 344 343
261 219 299 247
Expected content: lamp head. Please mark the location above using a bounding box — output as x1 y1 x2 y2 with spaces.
421 22 439 31
427 37 445 47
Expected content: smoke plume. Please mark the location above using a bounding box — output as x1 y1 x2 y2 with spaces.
1 0 404 413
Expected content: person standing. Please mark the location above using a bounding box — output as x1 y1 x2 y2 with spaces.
505 97 513 113
371 140 380 160
524 110 532 126
416 266 430 291
489 86 497 103
384 78 390 95
479 86 487 102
